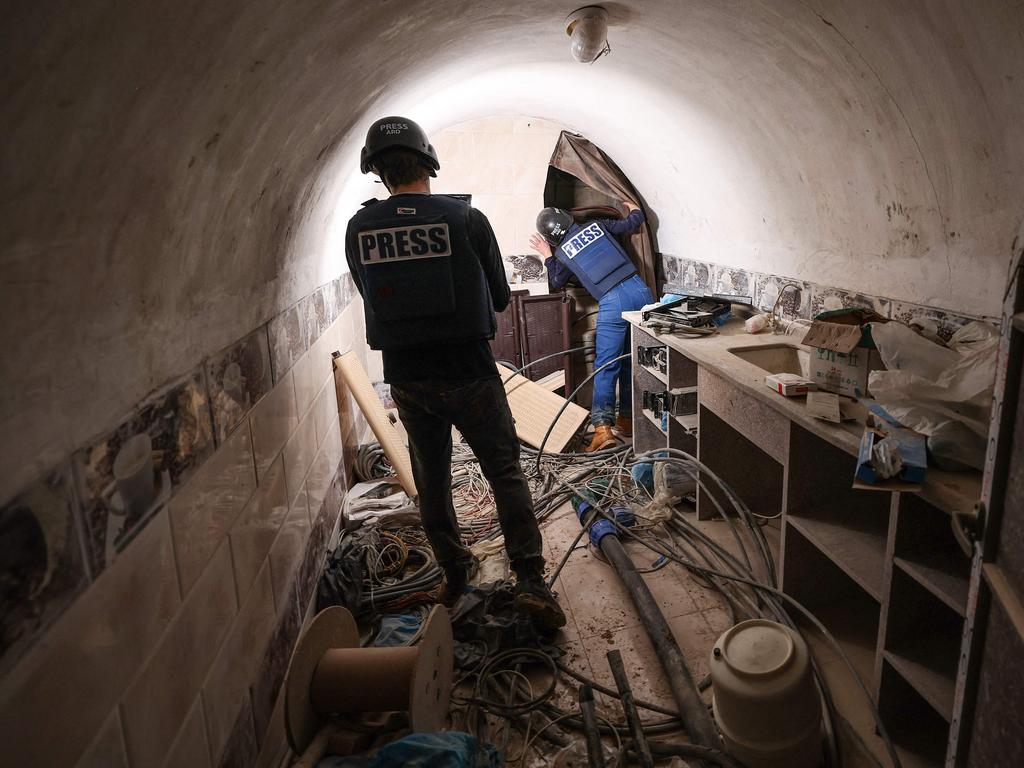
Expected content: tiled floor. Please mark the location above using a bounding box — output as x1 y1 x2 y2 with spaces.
520 502 899 768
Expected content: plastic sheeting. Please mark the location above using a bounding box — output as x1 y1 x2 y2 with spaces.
546 131 659 296
868 320 999 470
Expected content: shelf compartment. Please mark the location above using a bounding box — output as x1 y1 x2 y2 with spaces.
894 554 968 618
878 659 949 767
697 405 783 521
642 408 667 435
786 513 886 601
638 362 668 385
785 424 891 601
883 647 956 723
893 493 971 617
672 412 698 432
881 567 962 723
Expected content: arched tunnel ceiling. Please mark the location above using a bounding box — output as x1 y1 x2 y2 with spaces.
1 0 1022 499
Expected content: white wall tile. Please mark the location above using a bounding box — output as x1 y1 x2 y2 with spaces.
282 410 317 507
229 454 289 602
201 562 276 763
290 346 317 420
169 424 257 597
74 708 129 768
253 692 288 768
162 696 211 768
121 541 237 768
249 370 298 480
306 427 342 523
267 497 311 612
167 423 256 598
311 377 340 449
0 511 180 767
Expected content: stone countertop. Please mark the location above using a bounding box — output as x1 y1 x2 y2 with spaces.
624 312 982 515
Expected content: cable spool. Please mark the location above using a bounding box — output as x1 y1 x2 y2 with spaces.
283 605 454 754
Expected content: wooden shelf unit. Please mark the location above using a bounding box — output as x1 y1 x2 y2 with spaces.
631 326 699 455
628 316 981 768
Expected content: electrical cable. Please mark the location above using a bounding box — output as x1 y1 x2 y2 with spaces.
534 352 633 473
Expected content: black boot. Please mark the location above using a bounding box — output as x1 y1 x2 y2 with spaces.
439 555 480 607
514 572 567 631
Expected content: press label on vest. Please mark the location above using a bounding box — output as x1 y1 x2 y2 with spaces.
359 223 452 264
560 223 605 259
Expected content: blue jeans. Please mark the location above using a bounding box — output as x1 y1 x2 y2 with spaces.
592 274 653 426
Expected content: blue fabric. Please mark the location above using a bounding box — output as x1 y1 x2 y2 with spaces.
602 208 646 237
372 611 425 647
318 732 500 768
592 274 653 425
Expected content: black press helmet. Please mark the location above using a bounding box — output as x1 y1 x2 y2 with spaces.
360 116 440 177
536 207 574 246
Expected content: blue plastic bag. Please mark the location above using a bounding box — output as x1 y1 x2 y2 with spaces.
318 732 500 768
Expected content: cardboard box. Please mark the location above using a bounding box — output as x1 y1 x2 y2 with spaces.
854 405 927 487
765 373 815 397
801 310 885 397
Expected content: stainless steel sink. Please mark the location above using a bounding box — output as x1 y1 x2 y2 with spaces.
727 343 811 377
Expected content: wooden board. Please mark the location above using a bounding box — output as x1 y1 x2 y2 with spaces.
497 364 589 452
333 352 417 497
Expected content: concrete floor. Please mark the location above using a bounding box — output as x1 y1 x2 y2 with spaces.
526 503 903 768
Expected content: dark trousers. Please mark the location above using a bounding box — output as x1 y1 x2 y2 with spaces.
390 376 544 576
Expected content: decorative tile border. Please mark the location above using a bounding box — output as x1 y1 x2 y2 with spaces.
662 255 988 339
0 467 89 677
0 273 356 676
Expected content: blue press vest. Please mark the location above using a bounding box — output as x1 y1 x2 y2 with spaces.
554 221 636 300
348 195 495 351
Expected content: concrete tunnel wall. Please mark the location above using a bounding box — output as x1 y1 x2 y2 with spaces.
2 0 1023 501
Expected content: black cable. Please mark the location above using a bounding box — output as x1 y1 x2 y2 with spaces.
534 352 633 473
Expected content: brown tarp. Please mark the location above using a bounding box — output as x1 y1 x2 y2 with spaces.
547 131 659 296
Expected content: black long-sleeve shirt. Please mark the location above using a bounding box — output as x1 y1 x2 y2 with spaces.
346 194 506 383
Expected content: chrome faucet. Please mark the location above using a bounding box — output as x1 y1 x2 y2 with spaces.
769 283 803 334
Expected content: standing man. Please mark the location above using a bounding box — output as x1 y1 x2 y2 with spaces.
345 116 566 631
530 205 653 451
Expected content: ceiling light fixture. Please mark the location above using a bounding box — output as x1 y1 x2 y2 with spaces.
565 6 610 64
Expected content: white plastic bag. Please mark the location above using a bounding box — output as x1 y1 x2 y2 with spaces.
867 321 998 469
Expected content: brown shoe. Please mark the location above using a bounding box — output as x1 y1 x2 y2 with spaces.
614 415 633 438
584 425 618 453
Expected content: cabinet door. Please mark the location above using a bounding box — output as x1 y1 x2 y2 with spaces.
953 240 1024 766
520 294 573 388
490 290 528 368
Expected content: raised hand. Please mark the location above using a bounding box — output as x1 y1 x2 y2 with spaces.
528 233 552 258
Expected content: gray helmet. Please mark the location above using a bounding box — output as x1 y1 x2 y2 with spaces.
536 207 574 246
360 116 440 176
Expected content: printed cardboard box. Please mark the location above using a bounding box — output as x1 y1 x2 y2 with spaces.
801 310 885 397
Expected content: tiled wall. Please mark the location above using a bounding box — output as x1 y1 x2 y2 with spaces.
663 255 990 341
0 274 367 768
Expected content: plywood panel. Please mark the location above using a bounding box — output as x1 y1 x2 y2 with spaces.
497 364 588 452
332 352 416 497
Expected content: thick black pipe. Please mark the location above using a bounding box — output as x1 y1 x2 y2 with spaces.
607 649 654 768
599 534 722 758
578 684 605 768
